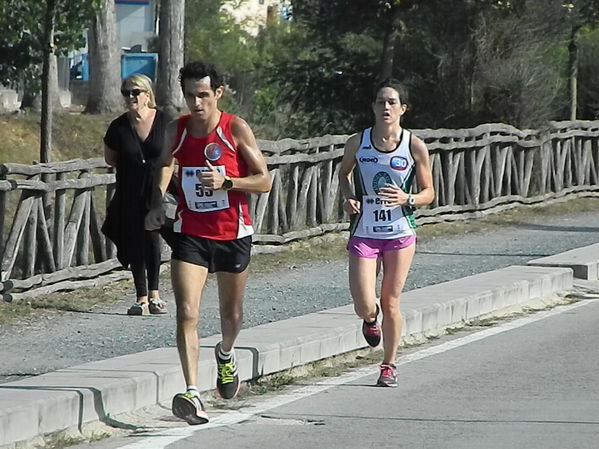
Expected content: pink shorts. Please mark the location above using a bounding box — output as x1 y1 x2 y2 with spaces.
347 235 416 259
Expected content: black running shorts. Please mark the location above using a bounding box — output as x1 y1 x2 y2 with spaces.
172 234 252 273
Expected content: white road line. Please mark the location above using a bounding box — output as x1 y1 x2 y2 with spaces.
117 298 598 449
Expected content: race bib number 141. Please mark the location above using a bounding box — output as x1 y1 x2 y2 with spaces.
362 195 401 234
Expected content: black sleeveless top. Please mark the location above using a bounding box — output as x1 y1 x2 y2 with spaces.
102 109 172 267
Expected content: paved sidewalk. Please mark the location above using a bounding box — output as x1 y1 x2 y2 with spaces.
528 242 599 280
3 239 598 448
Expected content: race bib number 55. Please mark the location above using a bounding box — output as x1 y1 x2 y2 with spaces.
181 166 230 213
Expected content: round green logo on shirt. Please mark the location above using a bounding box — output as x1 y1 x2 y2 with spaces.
372 172 393 194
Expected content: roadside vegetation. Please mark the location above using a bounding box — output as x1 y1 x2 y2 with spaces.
0 110 110 164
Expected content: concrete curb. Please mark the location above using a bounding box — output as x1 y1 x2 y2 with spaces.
0 262 576 448
528 242 599 280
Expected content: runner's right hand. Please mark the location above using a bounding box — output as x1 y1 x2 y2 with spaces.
343 198 361 215
145 206 164 231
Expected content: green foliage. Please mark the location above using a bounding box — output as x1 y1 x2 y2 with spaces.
183 0 387 138
562 0 599 28
578 29 599 118
185 0 599 134
251 9 381 137
0 0 45 89
394 1 483 127
5 0 599 140
391 0 566 127
184 0 264 122
263 0 595 131
185 0 257 83
0 0 100 92
54 1 102 54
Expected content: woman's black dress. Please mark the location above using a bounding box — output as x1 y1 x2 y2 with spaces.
101 109 171 296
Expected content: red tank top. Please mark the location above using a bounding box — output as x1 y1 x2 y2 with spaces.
171 112 253 240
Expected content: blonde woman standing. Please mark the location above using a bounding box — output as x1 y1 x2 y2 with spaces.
102 74 172 315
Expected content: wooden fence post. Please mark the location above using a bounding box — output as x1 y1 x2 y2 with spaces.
1 192 35 281
22 195 39 278
0 171 5 260
105 183 116 259
76 174 91 266
53 172 66 269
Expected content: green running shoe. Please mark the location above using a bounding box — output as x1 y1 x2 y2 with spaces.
215 342 240 399
171 392 209 425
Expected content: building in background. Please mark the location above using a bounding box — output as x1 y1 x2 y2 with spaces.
223 0 292 35
115 0 158 51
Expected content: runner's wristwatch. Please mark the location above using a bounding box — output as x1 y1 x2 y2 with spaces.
407 194 416 206
222 176 233 191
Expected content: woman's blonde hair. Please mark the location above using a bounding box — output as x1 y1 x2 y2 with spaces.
122 73 156 108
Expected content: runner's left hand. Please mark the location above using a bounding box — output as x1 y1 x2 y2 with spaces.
200 161 224 189
378 184 408 206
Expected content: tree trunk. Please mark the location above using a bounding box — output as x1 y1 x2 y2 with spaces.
568 25 581 121
379 2 403 81
157 0 185 116
85 0 122 114
40 0 58 163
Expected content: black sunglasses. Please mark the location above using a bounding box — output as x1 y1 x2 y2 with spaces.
121 88 146 97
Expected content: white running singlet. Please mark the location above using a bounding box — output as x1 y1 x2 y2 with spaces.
350 128 417 239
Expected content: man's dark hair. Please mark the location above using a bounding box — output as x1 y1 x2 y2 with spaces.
178 61 224 93
372 78 410 107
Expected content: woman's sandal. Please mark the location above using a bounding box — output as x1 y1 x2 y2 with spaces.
149 298 167 315
127 302 150 316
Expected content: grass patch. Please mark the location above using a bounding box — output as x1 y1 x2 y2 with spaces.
43 434 88 449
250 233 348 275
0 302 52 326
0 111 112 164
0 279 132 326
27 280 132 312
40 426 113 449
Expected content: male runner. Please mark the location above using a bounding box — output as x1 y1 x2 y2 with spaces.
147 61 271 424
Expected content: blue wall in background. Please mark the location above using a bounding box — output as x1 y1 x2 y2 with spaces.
121 53 158 80
74 53 158 82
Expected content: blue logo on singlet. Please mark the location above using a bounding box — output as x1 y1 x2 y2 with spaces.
390 156 408 171
204 143 222 161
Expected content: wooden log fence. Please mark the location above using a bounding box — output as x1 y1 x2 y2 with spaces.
1 120 599 300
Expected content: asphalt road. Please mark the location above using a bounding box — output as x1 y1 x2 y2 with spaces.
1 198 599 383
175 296 599 449
67 284 599 449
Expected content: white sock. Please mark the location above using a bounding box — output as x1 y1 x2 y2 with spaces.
186 386 199 397
218 345 233 360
